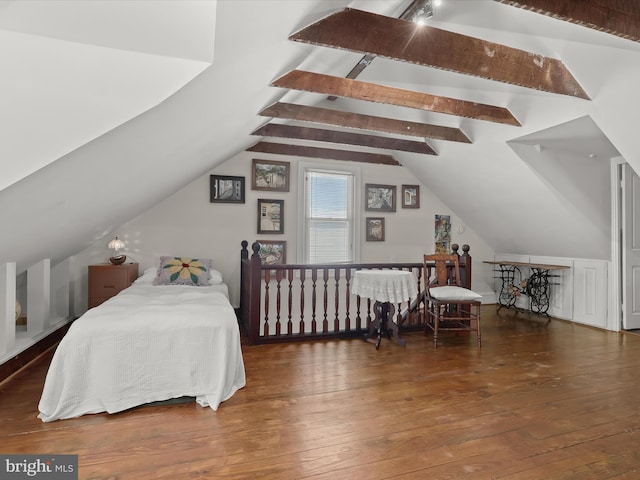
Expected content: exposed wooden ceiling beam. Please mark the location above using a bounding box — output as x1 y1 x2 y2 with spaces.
327 54 376 101
252 123 437 155
289 8 589 99
327 0 427 100
494 0 640 42
247 142 401 166
272 70 520 126
258 102 471 143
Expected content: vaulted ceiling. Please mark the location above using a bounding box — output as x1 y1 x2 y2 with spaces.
246 1 605 164
1 0 638 274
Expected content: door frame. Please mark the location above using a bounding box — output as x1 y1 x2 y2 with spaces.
610 157 623 332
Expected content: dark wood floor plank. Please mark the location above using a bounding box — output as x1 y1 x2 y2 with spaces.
2 306 640 478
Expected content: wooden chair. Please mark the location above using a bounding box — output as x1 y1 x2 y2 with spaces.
423 253 482 348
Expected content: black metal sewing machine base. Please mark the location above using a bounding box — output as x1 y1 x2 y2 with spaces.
484 261 569 317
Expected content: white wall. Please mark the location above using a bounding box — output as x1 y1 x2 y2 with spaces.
1 257 71 365
71 151 496 314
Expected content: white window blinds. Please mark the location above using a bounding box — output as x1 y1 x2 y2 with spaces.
304 169 355 263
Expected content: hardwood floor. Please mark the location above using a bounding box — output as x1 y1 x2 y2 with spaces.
2 306 640 479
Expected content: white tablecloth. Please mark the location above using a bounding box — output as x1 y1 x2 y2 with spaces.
352 270 418 304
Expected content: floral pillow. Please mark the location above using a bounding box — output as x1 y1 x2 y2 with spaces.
153 257 214 286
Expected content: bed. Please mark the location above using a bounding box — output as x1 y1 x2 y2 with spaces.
38 258 246 422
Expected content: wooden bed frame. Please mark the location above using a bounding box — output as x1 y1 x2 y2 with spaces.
239 240 473 345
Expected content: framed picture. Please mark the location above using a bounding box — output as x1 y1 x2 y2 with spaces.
210 175 245 203
258 241 287 266
366 217 385 241
365 184 396 212
435 214 451 253
252 159 290 192
402 184 420 208
257 199 284 234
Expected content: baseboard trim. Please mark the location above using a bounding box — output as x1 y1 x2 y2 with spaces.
0 322 72 384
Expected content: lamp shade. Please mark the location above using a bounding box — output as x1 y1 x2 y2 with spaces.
108 236 126 264
108 237 125 251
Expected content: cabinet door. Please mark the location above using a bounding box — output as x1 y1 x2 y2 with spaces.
88 265 136 308
92 269 129 297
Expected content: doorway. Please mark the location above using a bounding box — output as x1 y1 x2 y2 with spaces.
615 161 640 331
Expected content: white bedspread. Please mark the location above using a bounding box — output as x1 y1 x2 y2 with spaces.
38 282 246 422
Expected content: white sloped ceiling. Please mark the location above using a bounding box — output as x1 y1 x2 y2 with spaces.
0 0 216 190
1 0 639 274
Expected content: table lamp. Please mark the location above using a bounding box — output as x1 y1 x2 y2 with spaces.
108 236 126 265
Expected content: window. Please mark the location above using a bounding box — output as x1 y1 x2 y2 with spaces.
298 165 360 263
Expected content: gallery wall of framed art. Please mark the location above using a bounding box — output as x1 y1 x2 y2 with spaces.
365 217 385 241
257 240 287 265
401 184 420 208
252 159 290 192
365 183 396 212
257 198 284 234
202 154 476 286
210 175 245 203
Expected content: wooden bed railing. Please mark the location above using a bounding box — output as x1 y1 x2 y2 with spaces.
239 240 472 345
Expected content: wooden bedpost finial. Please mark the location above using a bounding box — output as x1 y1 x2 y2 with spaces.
451 243 459 255
251 241 261 256
462 244 470 255
241 240 248 249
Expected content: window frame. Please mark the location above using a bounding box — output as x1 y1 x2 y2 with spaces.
297 162 361 264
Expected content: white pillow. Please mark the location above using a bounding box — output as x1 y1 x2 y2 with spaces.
209 269 224 284
134 267 159 285
429 286 482 300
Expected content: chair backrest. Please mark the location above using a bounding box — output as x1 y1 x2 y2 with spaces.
423 253 462 290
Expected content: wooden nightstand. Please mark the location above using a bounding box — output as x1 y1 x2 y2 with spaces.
88 263 139 309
